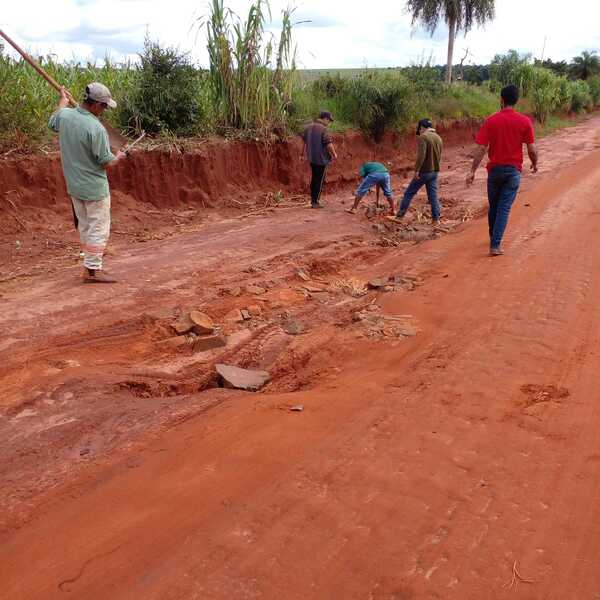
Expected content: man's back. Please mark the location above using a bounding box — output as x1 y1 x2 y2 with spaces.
302 121 332 166
476 108 534 171
417 129 443 173
49 107 114 200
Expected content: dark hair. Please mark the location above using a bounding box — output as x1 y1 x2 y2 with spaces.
501 85 519 106
417 118 433 135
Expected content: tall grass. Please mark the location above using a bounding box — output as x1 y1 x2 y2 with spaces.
200 0 297 133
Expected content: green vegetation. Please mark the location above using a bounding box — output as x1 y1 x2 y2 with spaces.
1 7 599 154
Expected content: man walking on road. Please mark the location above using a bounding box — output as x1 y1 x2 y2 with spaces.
467 84 539 256
301 111 338 208
390 118 443 225
49 82 127 283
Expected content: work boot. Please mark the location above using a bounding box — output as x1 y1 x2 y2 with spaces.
489 246 504 256
311 203 324 209
432 218 441 226
346 207 357 214
82 267 117 283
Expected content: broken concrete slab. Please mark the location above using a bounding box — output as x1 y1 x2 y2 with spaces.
189 311 215 335
193 335 227 353
216 364 270 391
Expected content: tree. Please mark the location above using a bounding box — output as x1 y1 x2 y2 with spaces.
406 0 495 85
569 50 600 81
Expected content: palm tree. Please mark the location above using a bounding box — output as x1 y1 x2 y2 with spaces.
569 50 600 80
406 0 495 85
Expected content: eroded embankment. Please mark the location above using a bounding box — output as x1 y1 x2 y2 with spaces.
0 120 478 235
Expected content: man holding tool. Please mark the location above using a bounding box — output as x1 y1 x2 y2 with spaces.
389 118 443 225
346 161 394 215
49 83 128 283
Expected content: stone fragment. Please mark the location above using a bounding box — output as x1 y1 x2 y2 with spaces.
189 311 215 335
246 284 266 295
230 286 242 297
282 319 305 335
290 405 304 412
216 364 270 391
172 315 195 335
367 278 387 289
248 304 262 316
241 309 252 320
161 336 189 350
193 335 227 353
224 309 245 323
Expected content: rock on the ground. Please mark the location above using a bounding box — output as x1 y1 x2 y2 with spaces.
246 284 266 295
193 335 227 353
282 319 306 335
172 315 195 335
189 311 215 335
224 309 245 323
367 278 387 289
216 364 270 391
240 309 251 320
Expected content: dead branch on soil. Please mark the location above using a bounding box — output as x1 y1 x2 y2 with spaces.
503 561 536 590
3 192 28 230
330 277 368 297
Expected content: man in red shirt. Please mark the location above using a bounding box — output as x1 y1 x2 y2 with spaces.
467 85 538 255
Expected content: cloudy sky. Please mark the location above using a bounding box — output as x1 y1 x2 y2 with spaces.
1 0 599 68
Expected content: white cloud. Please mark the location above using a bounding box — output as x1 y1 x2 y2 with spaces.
1 0 598 67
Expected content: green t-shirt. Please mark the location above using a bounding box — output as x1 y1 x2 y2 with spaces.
49 107 115 201
359 161 388 178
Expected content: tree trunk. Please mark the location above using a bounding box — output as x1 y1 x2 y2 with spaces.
445 17 456 85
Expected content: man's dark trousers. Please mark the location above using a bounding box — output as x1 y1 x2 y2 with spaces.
487 165 521 248
310 163 327 205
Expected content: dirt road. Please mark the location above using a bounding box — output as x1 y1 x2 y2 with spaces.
2 118 600 599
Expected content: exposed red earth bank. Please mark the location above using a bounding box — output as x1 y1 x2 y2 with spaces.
1 118 600 599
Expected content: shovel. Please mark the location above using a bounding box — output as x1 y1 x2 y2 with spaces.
0 28 127 152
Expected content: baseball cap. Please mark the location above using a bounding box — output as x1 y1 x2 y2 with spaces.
85 82 117 108
319 110 334 122
418 118 433 130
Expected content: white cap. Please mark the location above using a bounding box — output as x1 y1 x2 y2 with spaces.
85 82 117 108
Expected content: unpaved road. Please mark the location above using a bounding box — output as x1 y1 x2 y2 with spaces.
2 118 600 599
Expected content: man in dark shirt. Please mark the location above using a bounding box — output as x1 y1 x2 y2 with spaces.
301 111 338 208
390 119 443 225
467 85 539 256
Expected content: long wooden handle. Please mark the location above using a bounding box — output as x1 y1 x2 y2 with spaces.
0 29 62 91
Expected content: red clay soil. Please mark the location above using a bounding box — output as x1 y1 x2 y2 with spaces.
2 118 600 599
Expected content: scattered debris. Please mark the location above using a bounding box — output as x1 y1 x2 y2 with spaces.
172 315 195 335
230 286 242 297
247 304 262 317
290 405 304 412
368 278 387 289
240 309 252 320
216 364 270 391
160 336 189 350
330 277 367 297
297 270 311 281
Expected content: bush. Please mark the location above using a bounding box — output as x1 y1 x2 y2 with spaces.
120 38 206 135
555 77 573 111
530 67 559 124
588 76 600 106
345 72 414 142
570 80 592 112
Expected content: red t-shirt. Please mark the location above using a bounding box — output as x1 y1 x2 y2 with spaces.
475 108 535 171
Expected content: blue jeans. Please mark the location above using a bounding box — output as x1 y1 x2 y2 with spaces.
487 166 521 248
398 172 440 220
355 171 393 199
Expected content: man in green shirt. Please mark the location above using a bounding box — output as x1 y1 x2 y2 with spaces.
49 82 127 283
346 161 394 215
390 118 443 225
